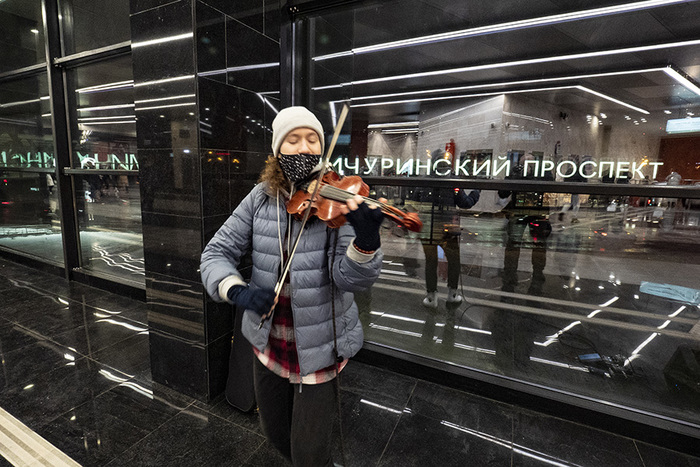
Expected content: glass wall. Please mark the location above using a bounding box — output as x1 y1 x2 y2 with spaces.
0 0 143 285
0 73 63 263
294 0 700 433
66 56 144 283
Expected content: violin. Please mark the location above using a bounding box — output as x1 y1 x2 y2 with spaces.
286 170 423 232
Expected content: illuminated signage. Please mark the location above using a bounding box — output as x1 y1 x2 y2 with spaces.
332 156 663 180
666 117 700 134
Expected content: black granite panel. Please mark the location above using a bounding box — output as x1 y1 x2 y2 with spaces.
149 328 208 399
134 95 198 150
130 0 195 84
201 150 230 217
130 0 182 15
225 18 279 93
40 382 191 466
204 296 233 342
203 213 231 244
139 149 201 216
0 321 37 353
263 0 281 40
106 406 264 465
512 409 642 466
145 271 205 340
207 332 233 397
201 0 264 33
30 275 106 304
94 333 151 378
196 1 227 82
0 341 79 391
635 442 700 467
51 315 148 358
0 357 124 430
142 212 202 281
88 293 149 324
198 77 268 153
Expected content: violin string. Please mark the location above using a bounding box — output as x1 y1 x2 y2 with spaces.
320 185 396 213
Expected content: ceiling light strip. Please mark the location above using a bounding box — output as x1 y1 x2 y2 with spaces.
367 122 421 128
576 86 649 114
134 94 196 105
131 32 193 48
313 0 695 60
135 102 196 111
76 80 134 94
343 68 664 100
663 66 700 96
313 39 700 90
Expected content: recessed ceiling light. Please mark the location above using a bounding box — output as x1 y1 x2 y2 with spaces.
664 110 672 114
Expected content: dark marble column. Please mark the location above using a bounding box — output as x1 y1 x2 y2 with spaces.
130 0 281 400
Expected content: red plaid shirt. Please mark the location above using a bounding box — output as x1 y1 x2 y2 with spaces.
253 249 346 384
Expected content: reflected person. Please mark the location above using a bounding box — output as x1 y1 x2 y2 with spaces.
419 187 480 308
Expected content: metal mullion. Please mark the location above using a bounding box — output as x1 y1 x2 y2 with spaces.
42 0 81 278
53 40 132 68
0 64 47 83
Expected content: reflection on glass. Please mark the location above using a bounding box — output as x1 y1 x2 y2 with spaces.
367 184 700 426
59 0 131 55
0 73 61 263
299 0 700 430
0 2 46 73
0 170 63 263
67 55 138 170
75 174 144 283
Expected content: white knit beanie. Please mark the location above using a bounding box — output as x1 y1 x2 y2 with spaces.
271 106 325 157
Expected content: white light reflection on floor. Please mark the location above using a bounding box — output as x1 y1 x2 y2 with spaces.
441 420 585 467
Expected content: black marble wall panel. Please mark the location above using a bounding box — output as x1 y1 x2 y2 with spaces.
142 212 202 282
140 149 201 216
132 0 282 402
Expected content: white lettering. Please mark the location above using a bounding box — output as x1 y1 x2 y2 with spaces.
631 161 646 180
398 159 414 176
433 159 451 176
454 158 470 176
579 161 597 178
524 160 539 177
415 158 431 175
540 160 554 177
492 159 510 177
616 161 630 179
557 160 577 178
344 158 360 175
381 157 394 174
332 157 343 174
648 162 663 180
599 161 614 178
364 157 378 174
473 159 491 177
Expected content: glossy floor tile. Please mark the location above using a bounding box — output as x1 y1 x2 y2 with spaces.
0 260 698 466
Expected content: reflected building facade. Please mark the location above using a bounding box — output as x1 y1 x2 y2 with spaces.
1 0 699 448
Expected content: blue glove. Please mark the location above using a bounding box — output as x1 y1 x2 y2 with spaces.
227 285 276 316
346 202 383 251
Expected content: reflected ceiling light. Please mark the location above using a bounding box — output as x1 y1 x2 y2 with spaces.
77 80 134 94
664 109 672 114
78 120 136 125
313 0 694 60
78 115 136 121
77 103 135 112
134 93 196 104
576 86 649 114
312 39 700 90
367 122 420 128
0 97 42 108
135 102 196 111
349 85 649 114
663 66 700 96
381 129 419 134
133 75 194 88
257 92 279 114
30 29 39 34
198 62 279 77
131 32 193 48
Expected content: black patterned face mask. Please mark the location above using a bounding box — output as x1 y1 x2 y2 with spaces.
278 153 321 184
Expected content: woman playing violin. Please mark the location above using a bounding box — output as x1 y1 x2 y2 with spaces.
201 106 384 466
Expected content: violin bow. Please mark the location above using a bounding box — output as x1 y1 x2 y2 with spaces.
258 104 350 329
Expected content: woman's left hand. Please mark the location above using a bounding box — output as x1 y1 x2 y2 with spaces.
342 195 387 252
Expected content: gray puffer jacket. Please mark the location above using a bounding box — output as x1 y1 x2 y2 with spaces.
201 183 383 376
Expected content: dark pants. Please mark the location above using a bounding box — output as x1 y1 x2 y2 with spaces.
253 358 336 466
422 236 461 293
